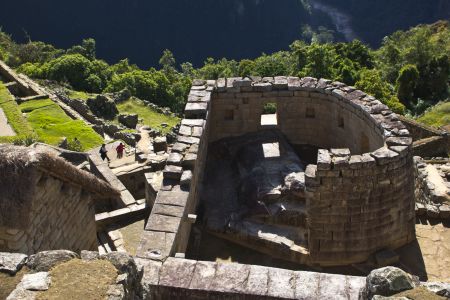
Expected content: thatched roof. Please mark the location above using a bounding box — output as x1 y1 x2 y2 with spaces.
0 144 120 228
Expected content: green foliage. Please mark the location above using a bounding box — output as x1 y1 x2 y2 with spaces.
263 102 277 114
67 138 83 152
376 21 450 105
194 58 238 80
396 64 419 105
355 69 405 114
67 38 96 60
252 52 296 77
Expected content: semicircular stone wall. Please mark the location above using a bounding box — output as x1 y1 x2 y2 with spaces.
141 76 416 267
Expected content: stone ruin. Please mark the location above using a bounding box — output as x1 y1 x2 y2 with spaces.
0 144 120 254
140 76 416 268
1 74 449 299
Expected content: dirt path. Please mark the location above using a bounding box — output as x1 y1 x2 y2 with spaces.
0 108 15 136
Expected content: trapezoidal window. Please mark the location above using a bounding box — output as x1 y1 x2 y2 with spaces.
305 107 315 118
260 102 278 128
338 116 345 128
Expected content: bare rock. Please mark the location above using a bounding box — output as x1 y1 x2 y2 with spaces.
0 252 28 275
421 282 450 298
21 272 51 291
27 250 78 272
118 114 138 129
366 267 415 298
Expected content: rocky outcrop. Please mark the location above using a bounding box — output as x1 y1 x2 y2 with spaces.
118 114 138 129
87 95 119 120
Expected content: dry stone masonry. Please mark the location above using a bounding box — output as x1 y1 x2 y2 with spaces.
137 76 416 267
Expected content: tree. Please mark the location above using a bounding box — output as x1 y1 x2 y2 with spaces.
396 64 419 106
355 68 405 114
159 49 176 74
238 59 255 77
47 54 93 91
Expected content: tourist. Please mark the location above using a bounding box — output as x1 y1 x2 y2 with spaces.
116 142 125 159
99 144 110 162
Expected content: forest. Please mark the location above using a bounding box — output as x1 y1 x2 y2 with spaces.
0 21 449 118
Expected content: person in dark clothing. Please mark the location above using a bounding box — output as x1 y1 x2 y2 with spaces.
99 144 110 162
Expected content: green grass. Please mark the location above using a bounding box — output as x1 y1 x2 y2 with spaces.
116 98 180 134
417 101 450 129
0 81 35 143
66 89 96 101
19 99 104 150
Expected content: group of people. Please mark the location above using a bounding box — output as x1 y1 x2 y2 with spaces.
99 142 125 162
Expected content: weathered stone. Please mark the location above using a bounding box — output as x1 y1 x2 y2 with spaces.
180 170 193 187
317 149 331 170
426 204 440 218
371 147 399 165
153 136 167 153
438 204 450 219
421 282 450 298
80 251 100 261
0 252 27 275
163 165 183 180
21 272 51 291
27 250 78 272
331 148 351 157
118 113 138 129
366 267 415 298
166 152 183 166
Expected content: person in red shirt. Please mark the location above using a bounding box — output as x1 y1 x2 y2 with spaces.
116 142 125 159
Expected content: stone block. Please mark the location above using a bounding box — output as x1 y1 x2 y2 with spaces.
438 204 450 219
371 147 399 165
166 152 183 166
136 231 175 261
267 268 295 298
185 102 208 119
145 214 181 233
163 165 183 180
159 258 197 288
189 261 217 290
180 170 193 187
317 149 331 170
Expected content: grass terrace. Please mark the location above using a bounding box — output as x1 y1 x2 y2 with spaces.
19 99 104 150
417 101 450 130
0 81 35 143
66 89 97 101
116 98 180 134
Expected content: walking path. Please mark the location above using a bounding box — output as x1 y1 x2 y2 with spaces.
0 108 15 136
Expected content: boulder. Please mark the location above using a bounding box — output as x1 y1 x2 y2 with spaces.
27 250 78 272
87 94 119 120
366 267 415 298
0 252 28 275
118 114 138 129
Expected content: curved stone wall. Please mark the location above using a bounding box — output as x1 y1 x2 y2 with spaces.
139 76 416 267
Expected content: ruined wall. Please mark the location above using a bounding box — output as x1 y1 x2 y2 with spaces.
0 171 97 254
137 77 416 267
210 80 384 154
306 148 415 266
